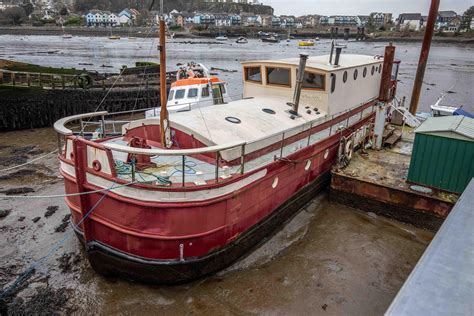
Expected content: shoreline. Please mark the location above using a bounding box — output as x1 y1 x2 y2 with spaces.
1 26 473 44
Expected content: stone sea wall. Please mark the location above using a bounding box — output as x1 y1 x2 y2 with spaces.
0 87 161 131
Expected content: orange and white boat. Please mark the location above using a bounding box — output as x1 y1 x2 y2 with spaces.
146 63 229 117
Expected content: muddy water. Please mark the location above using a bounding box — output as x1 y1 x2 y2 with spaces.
0 128 434 314
0 35 473 112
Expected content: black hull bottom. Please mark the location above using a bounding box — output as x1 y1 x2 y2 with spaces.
75 172 331 285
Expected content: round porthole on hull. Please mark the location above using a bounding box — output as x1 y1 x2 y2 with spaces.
272 177 279 188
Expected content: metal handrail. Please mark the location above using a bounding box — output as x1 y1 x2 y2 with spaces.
54 111 108 136
104 141 245 156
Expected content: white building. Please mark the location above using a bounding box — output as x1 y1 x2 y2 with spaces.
398 13 422 31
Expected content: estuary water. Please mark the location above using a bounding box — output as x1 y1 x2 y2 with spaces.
0 35 473 112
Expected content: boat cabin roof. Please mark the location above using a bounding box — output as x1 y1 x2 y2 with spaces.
241 54 383 72
171 76 223 88
128 96 325 147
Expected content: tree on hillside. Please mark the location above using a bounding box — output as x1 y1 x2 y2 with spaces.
464 6 474 18
0 7 27 26
19 1 34 16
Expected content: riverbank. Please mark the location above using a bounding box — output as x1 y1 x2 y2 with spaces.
1 26 474 44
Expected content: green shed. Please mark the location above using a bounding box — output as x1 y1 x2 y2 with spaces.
407 116 474 194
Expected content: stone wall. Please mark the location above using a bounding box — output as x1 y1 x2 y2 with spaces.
0 87 161 131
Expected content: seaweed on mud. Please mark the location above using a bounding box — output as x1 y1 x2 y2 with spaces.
54 214 71 233
0 188 34 195
5 287 70 316
0 156 28 168
44 206 58 218
0 170 36 181
57 253 81 273
0 209 11 219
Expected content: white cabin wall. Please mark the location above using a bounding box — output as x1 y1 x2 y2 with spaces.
327 62 383 115
243 64 330 113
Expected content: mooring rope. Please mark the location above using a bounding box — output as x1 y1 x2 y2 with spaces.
0 149 59 173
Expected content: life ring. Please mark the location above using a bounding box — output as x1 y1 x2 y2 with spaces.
345 139 354 161
77 73 93 89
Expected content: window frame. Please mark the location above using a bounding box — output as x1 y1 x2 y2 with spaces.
301 70 326 91
244 66 263 84
265 66 292 88
175 89 186 100
187 88 198 98
201 86 210 98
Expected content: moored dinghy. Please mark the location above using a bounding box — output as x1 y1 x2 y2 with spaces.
54 38 400 283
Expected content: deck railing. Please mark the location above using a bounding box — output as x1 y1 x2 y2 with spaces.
55 99 377 187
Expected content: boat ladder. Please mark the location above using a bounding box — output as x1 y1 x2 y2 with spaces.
392 106 422 128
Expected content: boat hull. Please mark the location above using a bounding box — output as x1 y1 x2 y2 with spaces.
75 172 330 284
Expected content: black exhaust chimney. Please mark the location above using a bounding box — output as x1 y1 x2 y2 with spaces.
334 47 342 66
329 40 335 64
290 53 309 116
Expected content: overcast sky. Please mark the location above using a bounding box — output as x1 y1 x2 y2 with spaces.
265 0 472 17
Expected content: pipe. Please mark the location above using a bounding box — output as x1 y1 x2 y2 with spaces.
159 18 169 147
378 43 396 102
329 40 335 64
291 53 309 115
408 0 440 115
334 47 342 66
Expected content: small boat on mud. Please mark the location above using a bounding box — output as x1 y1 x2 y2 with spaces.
236 37 248 44
299 40 315 47
145 62 229 116
262 36 280 43
416 93 474 120
215 35 228 41
109 35 121 40
54 22 400 283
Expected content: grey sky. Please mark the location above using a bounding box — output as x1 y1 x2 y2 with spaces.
265 0 472 17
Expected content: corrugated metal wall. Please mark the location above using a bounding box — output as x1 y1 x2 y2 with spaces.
408 134 474 194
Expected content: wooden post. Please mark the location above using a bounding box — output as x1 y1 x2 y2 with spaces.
39 73 43 87
27 73 31 87
0 71 3 84
159 18 169 148
11 72 15 86
51 75 55 89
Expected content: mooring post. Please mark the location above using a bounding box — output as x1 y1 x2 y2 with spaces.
409 0 440 115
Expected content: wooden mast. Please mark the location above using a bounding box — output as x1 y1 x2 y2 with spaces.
159 14 169 147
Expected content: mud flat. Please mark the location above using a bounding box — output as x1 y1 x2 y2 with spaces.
0 126 434 315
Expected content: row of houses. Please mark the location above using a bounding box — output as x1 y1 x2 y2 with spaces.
397 11 465 32
82 8 472 32
85 8 140 27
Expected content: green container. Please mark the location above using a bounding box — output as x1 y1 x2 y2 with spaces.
407 116 474 194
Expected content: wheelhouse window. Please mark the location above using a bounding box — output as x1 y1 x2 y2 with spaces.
175 89 185 100
201 86 210 97
168 90 174 101
266 67 291 87
188 88 198 98
302 71 325 90
244 66 262 83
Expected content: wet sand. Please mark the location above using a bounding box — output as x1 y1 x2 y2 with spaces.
0 128 433 315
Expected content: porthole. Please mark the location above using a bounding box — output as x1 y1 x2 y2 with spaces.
363 67 367 78
272 177 279 188
353 69 358 80
225 116 241 124
371 66 375 76
343 71 348 83
305 160 311 171
378 65 382 73
92 160 102 172
324 149 329 159
262 108 276 114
